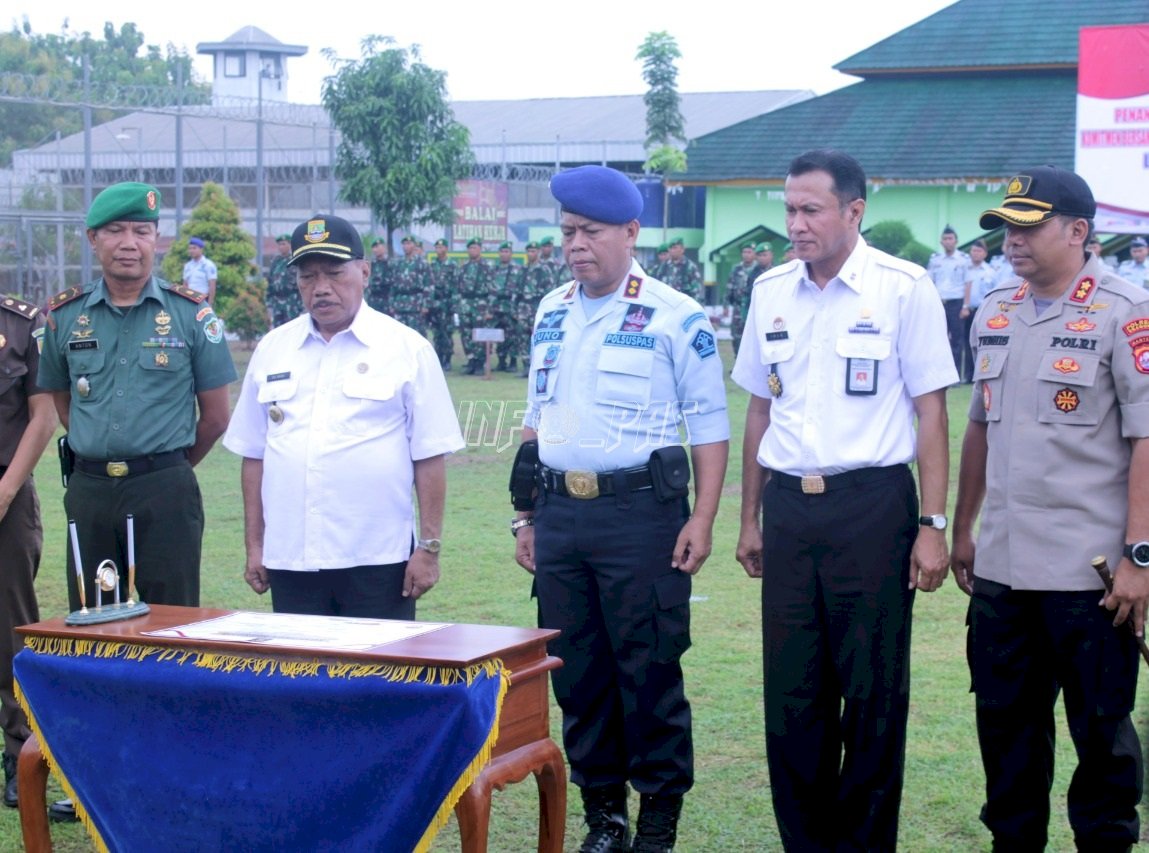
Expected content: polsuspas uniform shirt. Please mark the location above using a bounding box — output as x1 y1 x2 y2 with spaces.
968 254 1149 591
731 239 958 476
523 260 729 472
223 304 465 570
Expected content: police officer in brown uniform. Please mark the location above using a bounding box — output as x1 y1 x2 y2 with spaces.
952 166 1149 849
0 296 56 808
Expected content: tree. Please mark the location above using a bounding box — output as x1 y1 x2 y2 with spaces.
636 31 687 175
0 18 208 167
160 182 265 343
322 36 474 245
866 220 932 267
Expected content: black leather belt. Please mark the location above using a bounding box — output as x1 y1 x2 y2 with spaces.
772 464 908 495
540 464 653 500
74 449 189 479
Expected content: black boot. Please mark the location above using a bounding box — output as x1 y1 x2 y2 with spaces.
517 362 530 378
578 784 630 853
497 355 507 372
2 752 16 808
504 357 517 373
464 359 478 376
631 793 683 852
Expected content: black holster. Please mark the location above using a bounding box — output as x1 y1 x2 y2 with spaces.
509 440 540 511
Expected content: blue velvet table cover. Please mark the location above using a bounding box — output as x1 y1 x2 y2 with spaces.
15 637 508 852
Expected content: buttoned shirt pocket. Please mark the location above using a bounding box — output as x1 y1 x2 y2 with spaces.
1036 352 1102 426
339 374 399 437
257 376 298 431
757 338 795 366
595 346 654 410
834 335 892 396
65 349 106 403
975 350 1008 422
137 348 190 401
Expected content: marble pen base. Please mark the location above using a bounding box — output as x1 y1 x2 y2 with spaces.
65 601 151 626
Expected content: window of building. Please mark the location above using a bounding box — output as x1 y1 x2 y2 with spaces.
223 53 246 78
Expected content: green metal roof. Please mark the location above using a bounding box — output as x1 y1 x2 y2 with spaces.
837 0 1148 75
680 73 1077 183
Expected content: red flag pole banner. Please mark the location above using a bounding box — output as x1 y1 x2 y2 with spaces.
14 638 509 853
1077 24 1149 233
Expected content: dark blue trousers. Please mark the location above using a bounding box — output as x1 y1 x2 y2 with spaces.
534 487 693 794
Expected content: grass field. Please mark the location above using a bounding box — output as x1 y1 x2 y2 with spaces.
3 339 1146 852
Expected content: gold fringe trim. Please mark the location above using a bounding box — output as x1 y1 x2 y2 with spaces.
414 660 512 853
17 641 513 852
14 679 110 853
21 637 496 685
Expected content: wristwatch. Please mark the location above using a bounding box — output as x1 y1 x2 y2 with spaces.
1123 541 1149 568
510 518 535 538
416 538 441 554
919 514 948 531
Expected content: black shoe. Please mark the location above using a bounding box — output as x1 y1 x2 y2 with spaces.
579 784 630 853
49 798 79 823
464 360 477 376
2 752 16 808
631 793 683 852
502 357 517 373
497 356 507 372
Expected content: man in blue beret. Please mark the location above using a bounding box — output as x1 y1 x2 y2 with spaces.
511 165 729 852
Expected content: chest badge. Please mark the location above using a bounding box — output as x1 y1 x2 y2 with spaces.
154 351 169 367
1066 318 1096 333
986 315 1010 330
76 314 91 327
1052 357 1079 374
269 405 284 424
77 376 91 397
1054 388 1080 412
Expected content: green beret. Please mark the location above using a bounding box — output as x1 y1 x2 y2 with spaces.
370 236 386 247
540 236 555 246
467 237 482 248
276 233 292 242
498 241 512 250
657 243 669 253
434 238 448 248
86 182 161 229
526 241 539 250
401 235 414 244
740 242 755 251
755 242 771 253
669 237 685 247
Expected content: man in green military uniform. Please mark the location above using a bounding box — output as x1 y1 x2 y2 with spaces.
661 236 704 301
651 242 671 281
265 233 302 328
539 235 569 285
516 241 553 378
428 238 458 370
725 241 756 355
492 241 524 372
391 235 431 336
368 237 392 315
458 237 495 375
38 182 236 613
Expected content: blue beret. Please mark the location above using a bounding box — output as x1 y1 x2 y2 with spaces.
189 237 205 248
550 166 642 224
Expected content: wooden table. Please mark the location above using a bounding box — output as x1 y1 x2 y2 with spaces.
16 605 565 852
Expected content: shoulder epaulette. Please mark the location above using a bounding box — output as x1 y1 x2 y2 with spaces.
166 283 207 304
0 295 40 320
48 286 84 312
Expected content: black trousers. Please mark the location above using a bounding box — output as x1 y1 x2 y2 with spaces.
968 578 1142 851
943 298 964 376
0 476 40 757
760 466 917 851
534 487 693 794
63 463 203 610
268 562 414 620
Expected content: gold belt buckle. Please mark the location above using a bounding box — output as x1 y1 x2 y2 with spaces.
564 470 600 500
800 474 825 495
106 461 130 478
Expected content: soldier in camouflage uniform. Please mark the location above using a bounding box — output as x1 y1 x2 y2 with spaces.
661 236 704 301
491 241 524 372
516 240 554 377
390 235 431 336
458 237 496 375
428 238 458 370
539 235 569 286
726 241 757 356
368 237 392 314
650 242 671 281
265 234 302 327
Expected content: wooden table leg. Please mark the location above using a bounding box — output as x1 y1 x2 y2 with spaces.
455 738 567 853
17 733 52 853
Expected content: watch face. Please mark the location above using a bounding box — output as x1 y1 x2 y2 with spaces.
419 538 442 554
1134 543 1149 566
